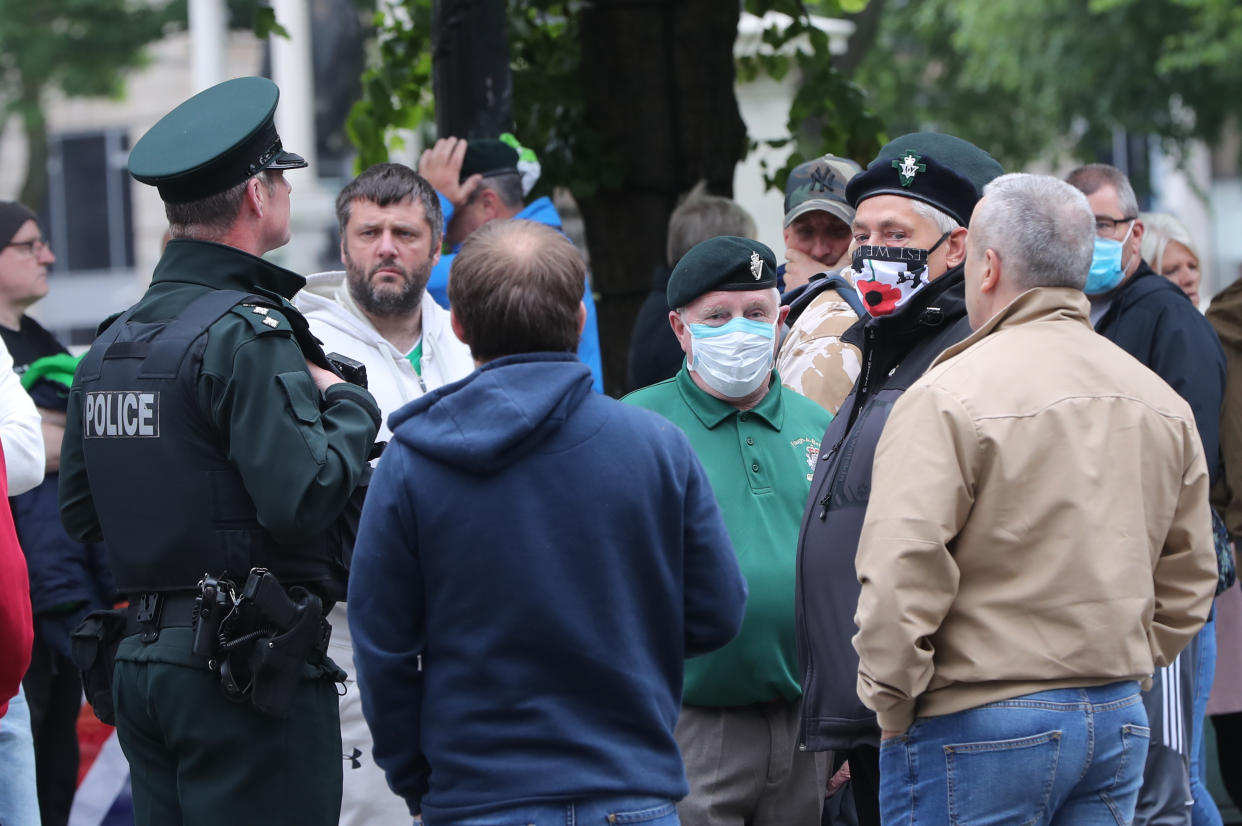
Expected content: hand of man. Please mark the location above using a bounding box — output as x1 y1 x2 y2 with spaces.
418 137 482 208
783 247 832 293
305 361 344 393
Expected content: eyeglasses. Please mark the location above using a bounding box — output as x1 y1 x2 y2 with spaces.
1094 215 1136 236
4 237 48 257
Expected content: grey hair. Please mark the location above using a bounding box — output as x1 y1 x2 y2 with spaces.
909 199 961 236
974 173 1095 290
1065 163 1139 220
1140 211 1199 275
477 172 525 211
666 182 758 267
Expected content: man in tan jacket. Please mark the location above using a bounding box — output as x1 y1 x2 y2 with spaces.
853 173 1217 825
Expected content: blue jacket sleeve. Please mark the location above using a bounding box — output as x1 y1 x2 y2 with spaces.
679 440 747 657
347 445 428 815
579 282 604 394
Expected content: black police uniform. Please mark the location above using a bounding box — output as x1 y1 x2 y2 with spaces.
58 77 380 826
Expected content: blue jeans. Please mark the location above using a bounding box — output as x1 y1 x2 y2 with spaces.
1192 617 1223 825
0 686 42 826
880 682 1148 826
428 796 679 826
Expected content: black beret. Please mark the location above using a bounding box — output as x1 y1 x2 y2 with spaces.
129 76 307 204
667 236 778 310
459 139 519 183
845 132 1003 227
0 201 37 246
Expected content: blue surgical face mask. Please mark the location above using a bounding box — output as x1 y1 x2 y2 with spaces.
1084 222 1134 295
686 316 776 399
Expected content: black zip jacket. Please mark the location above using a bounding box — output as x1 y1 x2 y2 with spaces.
795 264 972 752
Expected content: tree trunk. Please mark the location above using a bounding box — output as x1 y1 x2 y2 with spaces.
577 0 747 396
432 0 512 138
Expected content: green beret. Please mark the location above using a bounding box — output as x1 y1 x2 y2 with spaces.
845 132 1003 227
667 236 778 310
459 139 520 182
129 76 307 204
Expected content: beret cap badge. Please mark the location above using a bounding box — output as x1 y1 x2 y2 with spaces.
892 152 926 187
750 251 762 280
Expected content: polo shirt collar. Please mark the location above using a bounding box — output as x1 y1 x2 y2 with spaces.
674 364 784 430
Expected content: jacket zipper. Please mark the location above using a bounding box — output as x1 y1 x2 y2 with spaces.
817 437 845 520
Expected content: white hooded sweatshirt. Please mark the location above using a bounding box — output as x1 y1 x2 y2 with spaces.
294 271 475 442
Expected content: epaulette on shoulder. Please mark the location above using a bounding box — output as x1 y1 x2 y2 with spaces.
229 301 292 335
96 311 125 337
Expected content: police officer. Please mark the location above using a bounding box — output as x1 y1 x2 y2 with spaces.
58 77 380 825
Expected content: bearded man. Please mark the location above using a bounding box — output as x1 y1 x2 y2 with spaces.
294 162 474 826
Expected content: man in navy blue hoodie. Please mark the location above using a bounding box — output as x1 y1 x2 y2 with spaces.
348 218 748 826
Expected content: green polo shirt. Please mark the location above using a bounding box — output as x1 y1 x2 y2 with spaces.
624 366 831 706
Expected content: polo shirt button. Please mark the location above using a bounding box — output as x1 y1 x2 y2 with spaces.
746 437 754 445
751 462 760 472
739 413 749 421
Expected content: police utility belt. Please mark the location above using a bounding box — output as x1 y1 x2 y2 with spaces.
72 568 333 722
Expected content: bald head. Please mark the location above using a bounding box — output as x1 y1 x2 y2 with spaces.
448 219 586 362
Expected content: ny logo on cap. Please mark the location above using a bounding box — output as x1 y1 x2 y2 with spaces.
750 251 762 280
809 167 838 193
893 153 926 187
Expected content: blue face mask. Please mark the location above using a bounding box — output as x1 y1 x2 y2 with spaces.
1084 222 1134 296
687 316 776 399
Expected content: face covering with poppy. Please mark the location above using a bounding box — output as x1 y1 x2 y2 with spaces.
851 232 950 316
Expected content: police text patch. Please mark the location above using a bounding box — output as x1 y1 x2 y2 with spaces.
84 392 159 438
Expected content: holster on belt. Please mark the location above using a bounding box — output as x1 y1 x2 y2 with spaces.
217 569 332 719
69 609 128 725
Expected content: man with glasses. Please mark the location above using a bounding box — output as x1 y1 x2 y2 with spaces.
1068 163 1227 826
0 202 117 826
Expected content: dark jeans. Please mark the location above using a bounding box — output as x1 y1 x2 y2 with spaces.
1210 712 1242 811
21 629 81 826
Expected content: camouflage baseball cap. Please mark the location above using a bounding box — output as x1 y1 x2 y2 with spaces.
783 155 863 229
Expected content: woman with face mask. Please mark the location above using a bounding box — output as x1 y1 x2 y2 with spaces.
1141 211 1203 307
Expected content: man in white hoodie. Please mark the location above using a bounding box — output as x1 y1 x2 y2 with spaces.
294 162 473 824
298 162 474 441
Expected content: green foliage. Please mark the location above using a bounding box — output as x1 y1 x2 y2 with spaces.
346 1 434 171
741 0 886 192
348 0 886 197
253 6 290 40
0 0 186 207
855 0 1242 169
0 0 183 102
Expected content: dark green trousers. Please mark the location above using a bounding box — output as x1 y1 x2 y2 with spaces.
111 628 343 826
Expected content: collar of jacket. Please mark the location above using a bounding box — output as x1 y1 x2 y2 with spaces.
1095 259 1157 329
674 363 785 430
933 287 1092 368
151 239 307 299
842 263 967 350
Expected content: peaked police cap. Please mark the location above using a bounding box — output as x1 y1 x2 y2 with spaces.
129 76 307 204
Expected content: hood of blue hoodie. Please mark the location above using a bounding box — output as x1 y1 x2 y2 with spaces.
516 196 562 228
387 352 593 473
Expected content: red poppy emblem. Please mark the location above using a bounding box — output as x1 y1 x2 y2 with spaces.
857 280 903 316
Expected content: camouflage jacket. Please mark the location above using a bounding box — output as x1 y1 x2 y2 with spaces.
778 274 863 415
